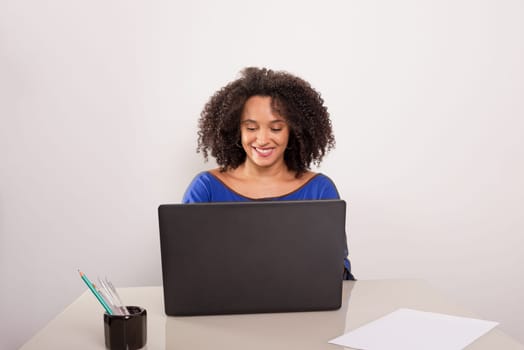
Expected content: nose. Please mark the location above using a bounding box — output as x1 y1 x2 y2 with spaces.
256 128 270 145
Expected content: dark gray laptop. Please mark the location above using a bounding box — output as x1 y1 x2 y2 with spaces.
158 199 346 316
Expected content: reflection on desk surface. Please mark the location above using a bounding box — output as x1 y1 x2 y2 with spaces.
165 283 354 350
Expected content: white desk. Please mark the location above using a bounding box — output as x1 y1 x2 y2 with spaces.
20 280 524 349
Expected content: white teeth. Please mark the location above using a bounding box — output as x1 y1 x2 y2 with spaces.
255 148 272 155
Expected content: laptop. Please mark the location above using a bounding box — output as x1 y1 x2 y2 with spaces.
158 199 346 316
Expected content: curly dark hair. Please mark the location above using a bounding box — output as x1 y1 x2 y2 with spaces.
197 67 335 176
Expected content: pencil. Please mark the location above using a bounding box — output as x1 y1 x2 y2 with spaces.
78 270 114 315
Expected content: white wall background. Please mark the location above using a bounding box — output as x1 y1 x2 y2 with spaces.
1 0 523 348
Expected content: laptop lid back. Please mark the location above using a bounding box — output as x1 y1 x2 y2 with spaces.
158 199 346 316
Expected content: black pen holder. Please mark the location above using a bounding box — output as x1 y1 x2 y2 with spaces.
104 306 147 350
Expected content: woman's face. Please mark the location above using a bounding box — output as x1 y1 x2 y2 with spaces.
240 96 290 170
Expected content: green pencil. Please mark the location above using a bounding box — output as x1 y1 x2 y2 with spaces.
78 270 114 315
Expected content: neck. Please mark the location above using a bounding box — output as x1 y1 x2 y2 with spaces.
238 161 292 180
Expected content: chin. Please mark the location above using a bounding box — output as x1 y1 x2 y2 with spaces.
253 158 283 168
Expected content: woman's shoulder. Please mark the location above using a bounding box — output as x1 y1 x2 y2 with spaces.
182 169 221 203
190 168 228 182
307 172 336 185
192 169 217 181
300 172 340 199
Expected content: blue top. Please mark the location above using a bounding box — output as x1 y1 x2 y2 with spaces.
182 171 354 280
183 171 340 202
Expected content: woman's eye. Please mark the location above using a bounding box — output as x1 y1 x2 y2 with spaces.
246 127 257 131
271 128 282 132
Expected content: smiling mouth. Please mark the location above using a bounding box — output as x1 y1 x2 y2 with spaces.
253 147 274 157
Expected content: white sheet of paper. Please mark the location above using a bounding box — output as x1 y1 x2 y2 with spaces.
329 308 498 350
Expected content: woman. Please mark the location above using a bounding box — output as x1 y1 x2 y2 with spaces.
183 67 355 280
